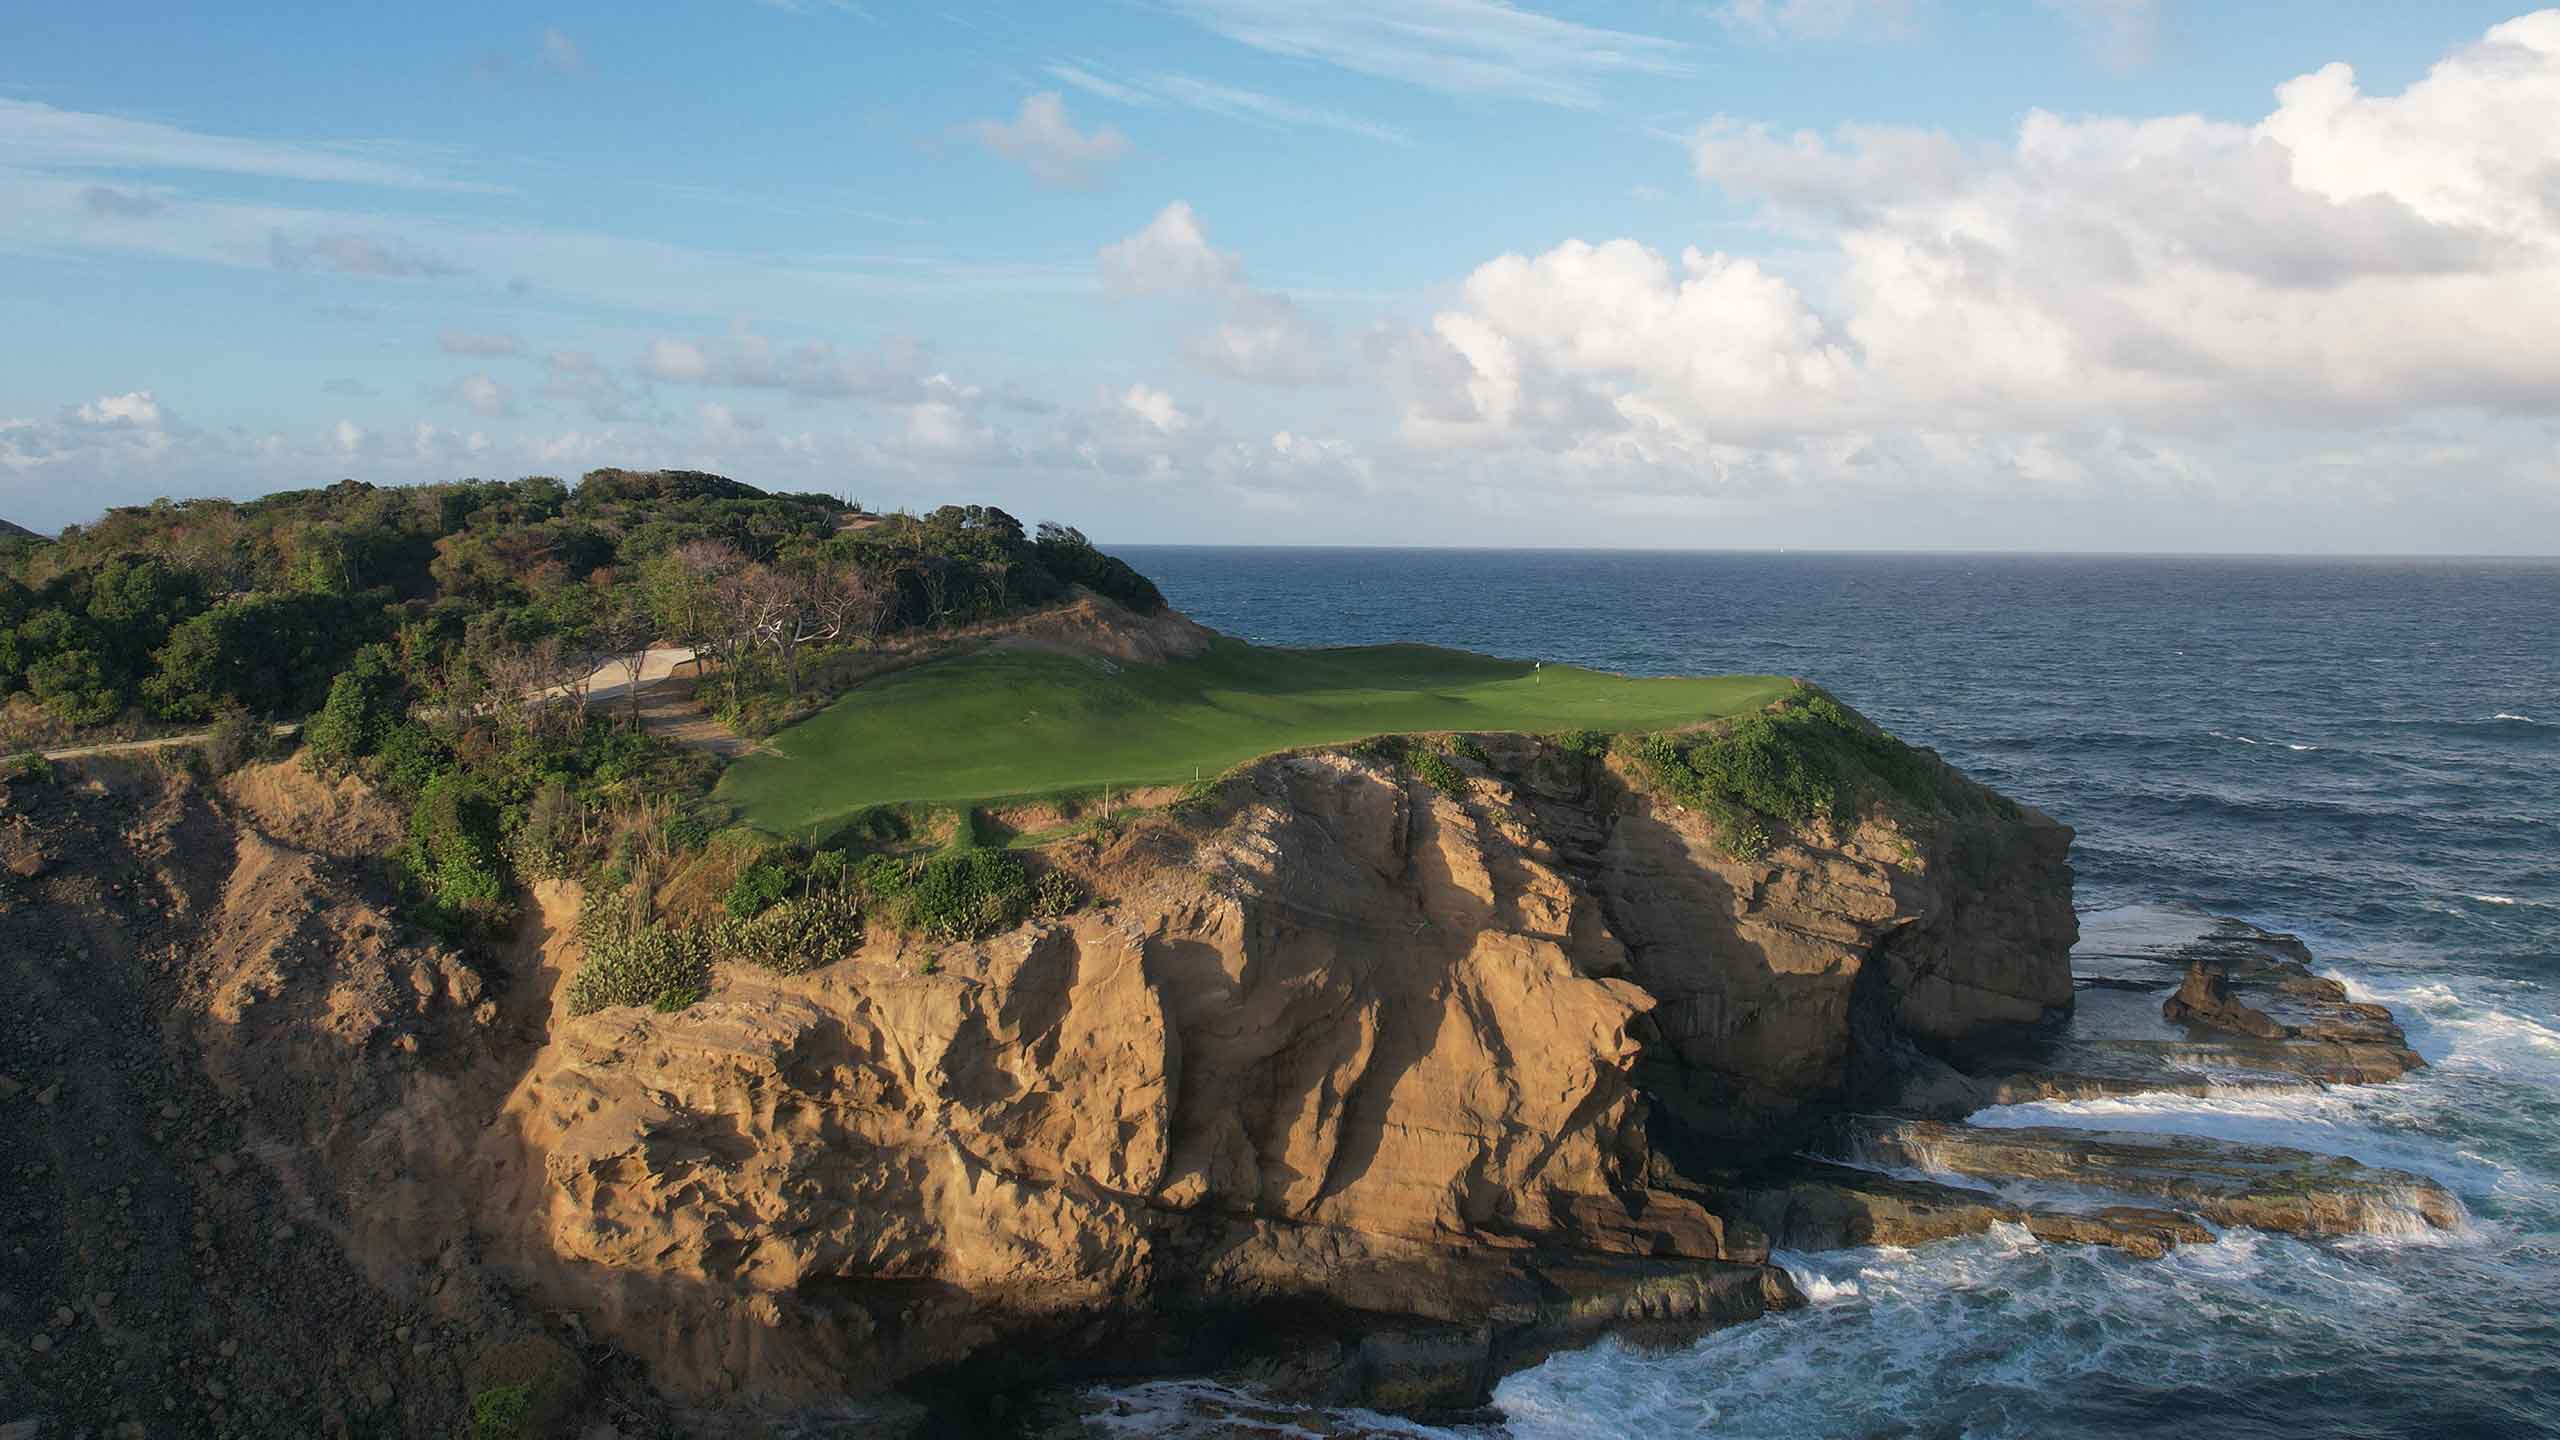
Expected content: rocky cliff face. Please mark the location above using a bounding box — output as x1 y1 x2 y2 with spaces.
0 732 2077 1433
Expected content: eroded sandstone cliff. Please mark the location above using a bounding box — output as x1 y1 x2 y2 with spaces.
0 725 2079 1433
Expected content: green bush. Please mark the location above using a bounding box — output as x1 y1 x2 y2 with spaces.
471 1384 534 1440
1545 729 1612 759
724 859 793 918
406 771 507 920
1032 868 1084 919
704 890 863 975
861 848 1031 941
1166 776 1222 819
1629 689 1944 859
1407 746 1467 794
1448 734 1492 768
2 752 51 784
563 911 712 1015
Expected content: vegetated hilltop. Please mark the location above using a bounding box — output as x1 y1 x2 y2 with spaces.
0 468 1161 748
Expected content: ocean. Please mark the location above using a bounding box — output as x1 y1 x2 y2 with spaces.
1115 548 2560 1439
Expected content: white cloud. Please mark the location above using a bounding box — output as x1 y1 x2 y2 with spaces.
1118 383 1195 435
967 92 1129 189
75 391 164 427
454 373 514 417
0 98 491 192
1101 202 1344 385
1162 0 1689 108
331 419 364 455
1387 11 2560 478
1099 201 1242 295
1186 291 1340 385
641 338 711 383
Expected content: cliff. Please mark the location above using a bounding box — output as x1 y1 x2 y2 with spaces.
0 720 2076 1432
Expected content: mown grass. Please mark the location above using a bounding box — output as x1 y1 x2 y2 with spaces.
716 638 1790 837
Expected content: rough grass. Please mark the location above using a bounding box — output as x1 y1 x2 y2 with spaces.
717 638 1790 837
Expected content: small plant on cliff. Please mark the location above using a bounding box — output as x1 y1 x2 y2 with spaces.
1031 866 1085 919
1407 745 1468 795
1448 734 1493 769
470 1384 534 1440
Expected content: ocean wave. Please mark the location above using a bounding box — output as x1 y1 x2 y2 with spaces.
2492 712 2536 723
2330 973 2560 1078
2206 729 2323 751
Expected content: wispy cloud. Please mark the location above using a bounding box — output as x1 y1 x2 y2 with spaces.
1712 0 1922 44
1043 61 1404 143
0 98 495 192
269 230 468 279
438 328 523 357
1160 0 1690 108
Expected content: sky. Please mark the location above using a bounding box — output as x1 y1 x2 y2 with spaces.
3 2 2557 552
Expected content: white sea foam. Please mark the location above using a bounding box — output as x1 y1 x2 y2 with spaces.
2330 972 2560 1078
2469 893 2522 906
2491 711 2535 723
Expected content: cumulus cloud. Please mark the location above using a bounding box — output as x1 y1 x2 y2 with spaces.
1099 201 1241 295
270 230 467 279
1118 383 1195 435
453 373 514 417
1101 202 1341 384
1383 11 2560 482
968 92 1128 189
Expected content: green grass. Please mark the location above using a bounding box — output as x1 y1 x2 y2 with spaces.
716 637 1791 837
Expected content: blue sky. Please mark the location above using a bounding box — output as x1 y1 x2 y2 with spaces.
4 1 2556 551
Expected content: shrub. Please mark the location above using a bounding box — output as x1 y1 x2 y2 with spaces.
1546 729 1612 759
1 751 50 785
662 807 713 852
563 912 711 1015
406 771 507 920
1032 867 1084 919
471 1384 534 1440
704 890 863 975
724 859 793 919
868 848 1031 941
1407 746 1467 795
1448 734 1492 768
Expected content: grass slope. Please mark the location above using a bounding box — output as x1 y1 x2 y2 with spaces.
717 638 1791 836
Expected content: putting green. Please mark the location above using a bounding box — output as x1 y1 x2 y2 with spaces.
716 638 1791 836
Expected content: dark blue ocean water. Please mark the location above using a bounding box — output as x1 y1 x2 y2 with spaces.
1118 548 2560 1439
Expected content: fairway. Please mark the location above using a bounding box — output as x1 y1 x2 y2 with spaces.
717 638 1792 836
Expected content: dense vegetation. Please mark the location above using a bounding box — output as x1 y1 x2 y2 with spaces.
718 639 1792 836
1628 688 1959 859
0 470 1161 746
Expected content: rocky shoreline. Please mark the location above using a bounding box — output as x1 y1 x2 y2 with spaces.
0 737 2454 1438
